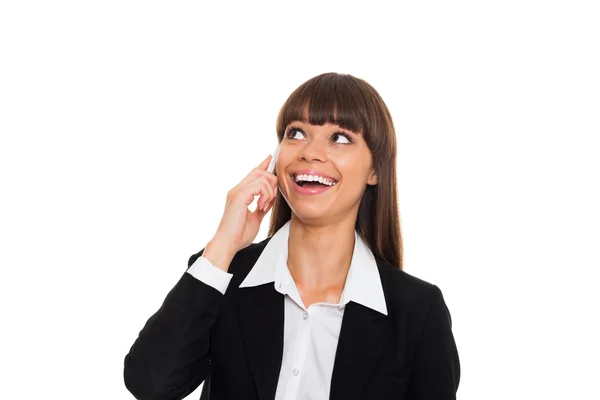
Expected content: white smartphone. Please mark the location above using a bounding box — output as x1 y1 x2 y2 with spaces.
267 143 280 175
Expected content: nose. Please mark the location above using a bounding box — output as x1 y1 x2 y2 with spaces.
298 140 328 163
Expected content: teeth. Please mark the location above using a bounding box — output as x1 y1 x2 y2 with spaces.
293 174 337 186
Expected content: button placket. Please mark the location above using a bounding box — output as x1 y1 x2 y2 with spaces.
288 308 311 389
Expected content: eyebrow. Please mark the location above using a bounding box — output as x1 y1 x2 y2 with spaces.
286 121 360 136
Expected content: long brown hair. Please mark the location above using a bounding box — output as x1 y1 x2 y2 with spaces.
267 72 403 270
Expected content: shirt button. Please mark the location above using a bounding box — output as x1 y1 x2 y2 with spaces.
292 368 299 376
302 312 308 319
278 282 282 289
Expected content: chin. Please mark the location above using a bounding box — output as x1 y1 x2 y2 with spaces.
291 203 347 225
291 204 328 216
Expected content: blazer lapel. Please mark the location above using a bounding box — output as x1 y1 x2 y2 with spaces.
238 283 285 400
329 300 389 400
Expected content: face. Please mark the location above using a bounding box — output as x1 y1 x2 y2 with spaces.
276 119 378 222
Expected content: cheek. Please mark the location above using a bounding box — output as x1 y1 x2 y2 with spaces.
337 161 369 183
274 149 289 176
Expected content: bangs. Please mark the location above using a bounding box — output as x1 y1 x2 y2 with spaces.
276 73 368 138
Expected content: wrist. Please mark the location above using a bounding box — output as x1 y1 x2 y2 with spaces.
203 236 236 272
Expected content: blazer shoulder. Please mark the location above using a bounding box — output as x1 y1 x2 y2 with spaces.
375 257 445 312
227 237 271 282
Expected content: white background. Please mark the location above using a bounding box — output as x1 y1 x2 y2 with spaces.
1 1 599 399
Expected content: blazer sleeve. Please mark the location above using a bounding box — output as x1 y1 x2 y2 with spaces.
123 247 227 400
406 284 461 399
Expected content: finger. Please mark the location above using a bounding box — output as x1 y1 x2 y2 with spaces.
262 200 274 213
258 179 274 210
258 154 271 170
234 173 272 208
262 186 278 212
258 168 279 189
241 181 266 207
264 176 275 203
255 185 270 212
261 195 276 213
256 201 271 216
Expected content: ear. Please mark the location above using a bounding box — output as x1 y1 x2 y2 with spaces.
367 168 378 186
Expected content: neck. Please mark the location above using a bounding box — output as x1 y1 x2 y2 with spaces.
287 214 356 291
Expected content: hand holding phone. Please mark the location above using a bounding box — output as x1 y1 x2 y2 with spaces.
208 144 281 260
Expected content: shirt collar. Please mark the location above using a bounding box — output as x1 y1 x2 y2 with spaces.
239 220 388 316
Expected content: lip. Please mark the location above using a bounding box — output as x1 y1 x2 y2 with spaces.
289 169 338 182
289 174 336 195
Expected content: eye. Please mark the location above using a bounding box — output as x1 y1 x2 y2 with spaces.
332 132 352 144
285 127 353 144
287 128 304 140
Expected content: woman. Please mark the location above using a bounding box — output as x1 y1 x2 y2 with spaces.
124 72 461 400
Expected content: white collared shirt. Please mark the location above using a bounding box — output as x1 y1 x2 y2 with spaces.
186 220 387 400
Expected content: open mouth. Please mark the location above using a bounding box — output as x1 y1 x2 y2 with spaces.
295 180 331 188
290 174 338 188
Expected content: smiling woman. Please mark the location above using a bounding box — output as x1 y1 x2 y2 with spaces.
124 72 460 400
269 72 402 270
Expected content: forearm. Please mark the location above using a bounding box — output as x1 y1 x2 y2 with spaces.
124 264 226 399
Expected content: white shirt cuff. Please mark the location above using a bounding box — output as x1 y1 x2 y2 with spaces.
186 256 234 295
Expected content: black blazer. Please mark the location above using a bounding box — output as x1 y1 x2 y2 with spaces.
124 236 460 400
